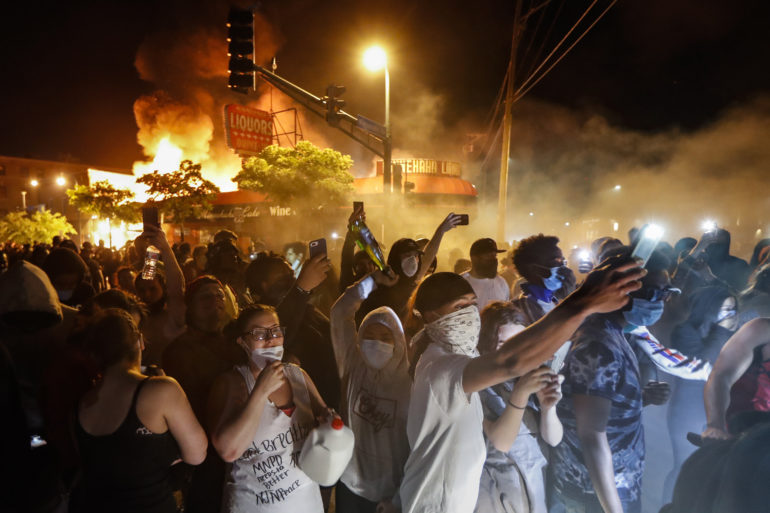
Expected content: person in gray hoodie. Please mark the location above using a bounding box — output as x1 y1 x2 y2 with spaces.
330 269 411 513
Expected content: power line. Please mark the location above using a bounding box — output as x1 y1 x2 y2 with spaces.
516 0 600 94
514 0 618 102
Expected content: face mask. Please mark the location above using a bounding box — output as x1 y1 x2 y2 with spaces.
263 275 295 305
425 305 481 357
360 339 394 370
401 255 419 278
543 266 564 291
622 298 665 327
244 344 285 368
57 289 74 302
476 259 499 279
716 308 738 330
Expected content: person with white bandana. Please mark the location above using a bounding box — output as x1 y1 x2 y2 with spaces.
208 305 335 513
382 257 647 513
330 268 411 512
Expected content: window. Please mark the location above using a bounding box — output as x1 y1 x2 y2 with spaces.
0 164 5 176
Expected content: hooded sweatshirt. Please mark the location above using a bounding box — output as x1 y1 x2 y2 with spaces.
330 276 411 502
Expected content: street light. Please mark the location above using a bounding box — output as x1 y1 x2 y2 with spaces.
363 45 391 192
56 175 66 186
30 179 39 187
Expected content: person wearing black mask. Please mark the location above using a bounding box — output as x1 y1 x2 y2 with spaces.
703 229 751 291
42 247 95 308
663 285 744 502
356 213 463 326
461 238 509 311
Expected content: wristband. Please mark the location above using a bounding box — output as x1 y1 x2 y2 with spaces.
295 284 311 295
508 400 526 410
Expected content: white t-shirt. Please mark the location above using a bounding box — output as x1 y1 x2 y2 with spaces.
461 273 510 311
398 343 486 513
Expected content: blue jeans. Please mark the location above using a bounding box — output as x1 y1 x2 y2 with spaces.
549 488 641 513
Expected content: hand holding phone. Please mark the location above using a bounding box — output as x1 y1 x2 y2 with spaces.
308 238 327 260
142 206 160 231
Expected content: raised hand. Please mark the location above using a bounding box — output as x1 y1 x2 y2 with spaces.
573 257 646 314
297 253 331 292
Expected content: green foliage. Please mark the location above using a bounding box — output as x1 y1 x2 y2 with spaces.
136 160 220 227
233 141 354 211
66 181 140 223
0 209 77 244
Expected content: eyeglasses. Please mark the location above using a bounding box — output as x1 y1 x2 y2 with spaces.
635 286 681 302
244 326 286 341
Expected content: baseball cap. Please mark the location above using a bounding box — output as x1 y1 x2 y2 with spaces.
470 238 506 256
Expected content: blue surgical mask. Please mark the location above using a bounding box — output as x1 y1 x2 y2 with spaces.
623 298 665 327
543 267 564 291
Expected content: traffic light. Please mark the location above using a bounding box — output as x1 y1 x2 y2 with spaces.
325 84 346 125
392 164 403 193
227 8 254 94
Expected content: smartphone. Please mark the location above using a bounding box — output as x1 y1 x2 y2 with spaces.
631 224 663 267
142 206 160 231
353 201 364 211
457 214 469 225
309 238 327 259
547 341 572 373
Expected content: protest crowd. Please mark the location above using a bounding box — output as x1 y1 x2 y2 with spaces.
2 205 769 513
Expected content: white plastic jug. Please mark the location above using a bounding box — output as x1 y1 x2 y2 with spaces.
298 417 355 486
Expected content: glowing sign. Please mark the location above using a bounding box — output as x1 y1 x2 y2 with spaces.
224 104 273 156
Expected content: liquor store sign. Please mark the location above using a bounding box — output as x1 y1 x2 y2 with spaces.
224 104 273 156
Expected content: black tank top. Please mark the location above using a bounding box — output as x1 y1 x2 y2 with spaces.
71 377 182 513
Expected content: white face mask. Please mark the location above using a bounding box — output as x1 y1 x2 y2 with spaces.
425 305 481 357
360 339 394 370
243 344 284 368
401 255 419 278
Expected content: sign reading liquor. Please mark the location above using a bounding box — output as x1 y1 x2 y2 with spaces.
224 104 274 155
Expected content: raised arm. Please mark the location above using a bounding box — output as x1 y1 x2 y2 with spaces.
330 270 398 377
141 225 186 331
702 318 770 438
417 213 463 281
463 260 645 394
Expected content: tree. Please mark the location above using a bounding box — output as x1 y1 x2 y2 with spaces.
232 141 354 212
66 181 140 223
136 160 220 241
0 209 76 245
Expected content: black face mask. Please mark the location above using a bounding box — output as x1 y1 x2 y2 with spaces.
263 275 295 305
475 259 498 279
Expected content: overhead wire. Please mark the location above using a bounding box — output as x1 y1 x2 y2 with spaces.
520 0 565 87
513 0 618 102
516 0 600 94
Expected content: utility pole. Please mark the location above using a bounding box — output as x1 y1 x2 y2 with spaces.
497 0 523 244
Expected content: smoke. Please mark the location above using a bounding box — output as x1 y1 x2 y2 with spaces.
131 9 283 191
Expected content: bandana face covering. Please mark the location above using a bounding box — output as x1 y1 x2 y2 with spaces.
425 305 481 357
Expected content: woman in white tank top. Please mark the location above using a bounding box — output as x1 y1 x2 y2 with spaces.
209 305 333 512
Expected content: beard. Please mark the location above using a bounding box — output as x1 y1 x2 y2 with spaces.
475 260 498 279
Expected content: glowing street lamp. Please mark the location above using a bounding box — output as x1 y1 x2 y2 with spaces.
614 184 622 191
56 175 66 187
363 45 391 192
30 179 39 187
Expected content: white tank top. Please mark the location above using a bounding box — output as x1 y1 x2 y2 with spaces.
222 364 323 512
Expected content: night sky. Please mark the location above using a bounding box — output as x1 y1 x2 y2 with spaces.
2 0 769 169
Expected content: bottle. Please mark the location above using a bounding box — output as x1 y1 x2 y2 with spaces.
298 417 355 486
348 218 387 271
141 246 161 280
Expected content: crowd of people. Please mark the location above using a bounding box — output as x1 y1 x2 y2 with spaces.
1 206 769 513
